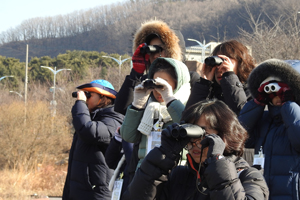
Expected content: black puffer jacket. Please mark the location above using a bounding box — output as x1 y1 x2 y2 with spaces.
185 72 250 115
122 147 269 200
62 100 124 200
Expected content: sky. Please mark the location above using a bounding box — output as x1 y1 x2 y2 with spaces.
0 0 126 34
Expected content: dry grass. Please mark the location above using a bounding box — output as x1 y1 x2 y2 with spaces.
0 63 131 199
0 99 72 199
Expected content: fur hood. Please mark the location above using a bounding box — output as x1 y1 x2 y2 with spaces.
132 20 182 61
248 59 300 105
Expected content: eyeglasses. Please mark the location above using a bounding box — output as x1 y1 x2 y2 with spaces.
185 138 204 150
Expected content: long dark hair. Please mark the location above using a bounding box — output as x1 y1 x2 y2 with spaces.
182 99 248 157
212 40 256 83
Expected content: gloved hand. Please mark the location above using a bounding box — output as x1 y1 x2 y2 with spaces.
132 80 152 109
254 81 270 106
200 134 225 159
132 43 149 74
154 77 176 104
160 123 190 159
277 83 294 103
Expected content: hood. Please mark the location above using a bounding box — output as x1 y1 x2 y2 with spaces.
132 19 182 61
148 57 190 95
248 59 300 105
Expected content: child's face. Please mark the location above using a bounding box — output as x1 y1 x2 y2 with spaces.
271 96 282 106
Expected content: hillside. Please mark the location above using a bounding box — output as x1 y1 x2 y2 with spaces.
0 0 299 62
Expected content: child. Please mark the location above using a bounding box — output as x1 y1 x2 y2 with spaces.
239 59 300 200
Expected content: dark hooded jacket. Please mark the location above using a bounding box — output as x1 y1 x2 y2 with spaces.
185 71 251 115
62 101 124 200
239 59 300 200
122 147 269 200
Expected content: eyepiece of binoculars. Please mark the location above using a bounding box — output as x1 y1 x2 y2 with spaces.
72 91 91 98
264 83 281 94
169 124 206 138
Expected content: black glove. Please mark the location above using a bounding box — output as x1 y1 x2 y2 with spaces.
200 134 225 162
160 123 190 159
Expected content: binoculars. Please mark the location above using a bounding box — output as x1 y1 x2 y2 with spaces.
164 123 206 138
140 45 163 55
72 91 91 98
143 79 163 89
264 83 281 94
204 56 224 67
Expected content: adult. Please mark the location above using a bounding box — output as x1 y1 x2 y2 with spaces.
239 59 300 200
122 99 269 200
185 40 256 115
62 80 124 200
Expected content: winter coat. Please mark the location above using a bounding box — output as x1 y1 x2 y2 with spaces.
238 59 300 200
120 58 191 168
185 71 251 115
62 100 124 200
122 147 269 200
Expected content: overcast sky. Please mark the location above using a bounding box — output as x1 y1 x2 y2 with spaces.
0 0 126 33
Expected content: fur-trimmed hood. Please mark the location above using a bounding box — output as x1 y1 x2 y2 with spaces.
132 20 182 61
248 59 300 105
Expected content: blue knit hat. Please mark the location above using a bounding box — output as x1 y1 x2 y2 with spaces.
76 79 117 99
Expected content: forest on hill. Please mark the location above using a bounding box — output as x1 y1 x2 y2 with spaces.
0 0 299 62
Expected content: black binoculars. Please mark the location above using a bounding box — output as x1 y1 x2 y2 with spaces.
164 123 206 138
204 56 224 67
143 79 163 89
72 91 91 99
140 45 163 55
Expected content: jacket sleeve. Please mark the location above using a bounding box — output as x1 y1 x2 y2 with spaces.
185 77 211 109
205 158 268 200
281 101 300 153
220 72 250 115
120 105 144 143
71 100 114 145
167 99 185 123
114 69 145 115
121 147 176 200
238 100 265 133
105 137 123 169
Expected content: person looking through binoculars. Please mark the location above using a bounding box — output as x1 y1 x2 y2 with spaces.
120 57 191 170
122 99 269 200
185 40 256 115
63 80 124 200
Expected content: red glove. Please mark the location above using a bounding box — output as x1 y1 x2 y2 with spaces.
254 81 270 106
132 43 150 74
276 83 294 103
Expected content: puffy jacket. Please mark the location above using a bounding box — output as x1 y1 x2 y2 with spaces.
122 147 269 200
185 71 251 115
238 59 300 200
62 101 124 200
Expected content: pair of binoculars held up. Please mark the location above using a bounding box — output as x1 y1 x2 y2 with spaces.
163 124 206 139
204 56 224 67
72 91 91 99
264 83 281 94
143 79 163 90
140 44 163 55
